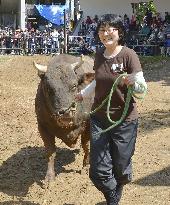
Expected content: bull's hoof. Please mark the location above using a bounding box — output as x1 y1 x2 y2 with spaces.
40 172 55 189
41 173 66 189
45 172 55 183
81 165 90 175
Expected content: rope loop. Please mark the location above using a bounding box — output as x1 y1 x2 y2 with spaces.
89 73 147 135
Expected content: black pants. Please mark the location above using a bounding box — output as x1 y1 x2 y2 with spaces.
89 116 138 204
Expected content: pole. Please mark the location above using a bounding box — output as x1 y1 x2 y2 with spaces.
64 9 67 53
74 0 77 26
20 0 26 30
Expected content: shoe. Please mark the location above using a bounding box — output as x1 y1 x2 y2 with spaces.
104 189 118 205
116 184 124 202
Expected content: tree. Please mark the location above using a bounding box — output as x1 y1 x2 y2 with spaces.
135 0 157 25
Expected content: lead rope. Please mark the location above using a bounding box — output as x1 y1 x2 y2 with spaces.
81 73 147 135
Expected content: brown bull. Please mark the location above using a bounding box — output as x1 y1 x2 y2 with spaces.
34 54 94 183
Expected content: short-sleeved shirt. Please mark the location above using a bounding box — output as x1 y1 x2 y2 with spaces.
92 46 142 124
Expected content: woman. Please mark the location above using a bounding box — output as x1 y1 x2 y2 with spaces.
76 14 147 205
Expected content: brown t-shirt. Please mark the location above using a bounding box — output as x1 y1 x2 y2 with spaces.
92 46 142 124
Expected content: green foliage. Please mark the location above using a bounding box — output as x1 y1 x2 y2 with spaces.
148 1 157 14
135 0 157 25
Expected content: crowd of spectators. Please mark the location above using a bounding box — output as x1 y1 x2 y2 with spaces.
1 11 170 56
68 15 98 55
126 12 170 56
69 11 170 56
0 26 65 55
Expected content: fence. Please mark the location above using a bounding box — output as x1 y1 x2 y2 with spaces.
0 36 64 55
0 35 168 56
68 35 95 55
128 44 161 56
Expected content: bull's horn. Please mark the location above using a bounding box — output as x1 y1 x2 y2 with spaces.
71 54 84 71
33 61 47 73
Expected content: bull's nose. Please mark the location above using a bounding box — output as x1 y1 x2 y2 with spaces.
58 109 65 115
71 102 76 109
57 107 70 116
57 102 77 116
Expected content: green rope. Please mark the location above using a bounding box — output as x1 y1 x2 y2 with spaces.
89 73 147 135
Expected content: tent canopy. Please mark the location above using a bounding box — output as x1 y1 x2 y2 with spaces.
35 4 68 25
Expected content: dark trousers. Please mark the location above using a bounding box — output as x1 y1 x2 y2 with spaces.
89 116 138 205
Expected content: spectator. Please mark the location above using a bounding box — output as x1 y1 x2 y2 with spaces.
123 14 130 32
164 35 170 56
93 15 99 24
51 29 59 52
140 23 151 36
165 12 170 24
130 14 136 31
145 8 153 26
85 16 93 29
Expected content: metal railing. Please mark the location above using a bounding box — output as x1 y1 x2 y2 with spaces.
0 36 168 56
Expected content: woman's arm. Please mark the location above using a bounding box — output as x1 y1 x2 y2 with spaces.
80 79 96 98
75 80 96 101
123 71 147 93
133 71 147 93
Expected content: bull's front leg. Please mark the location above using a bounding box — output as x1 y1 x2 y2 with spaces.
45 152 56 183
38 123 56 183
81 121 90 170
81 132 90 167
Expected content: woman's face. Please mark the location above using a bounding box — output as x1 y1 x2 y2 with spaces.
98 24 119 48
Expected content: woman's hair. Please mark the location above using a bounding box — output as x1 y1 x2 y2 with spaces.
95 14 126 45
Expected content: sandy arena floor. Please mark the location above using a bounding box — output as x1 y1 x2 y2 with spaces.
0 55 170 205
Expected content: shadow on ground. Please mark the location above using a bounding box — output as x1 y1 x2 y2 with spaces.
139 109 170 134
63 204 75 205
0 201 40 205
0 146 79 197
134 166 170 186
142 58 170 86
96 202 106 205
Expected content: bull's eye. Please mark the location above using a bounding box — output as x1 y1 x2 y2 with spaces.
71 84 77 92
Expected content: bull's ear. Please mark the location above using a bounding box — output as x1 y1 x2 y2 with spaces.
78 72 95 85
33 61 47 77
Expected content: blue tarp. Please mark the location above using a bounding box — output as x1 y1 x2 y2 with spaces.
35 4 69 25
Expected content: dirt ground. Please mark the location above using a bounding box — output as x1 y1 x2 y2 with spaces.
0 55 170 205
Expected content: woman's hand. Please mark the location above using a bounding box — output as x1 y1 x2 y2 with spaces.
122 74 136 86
75 92 83 101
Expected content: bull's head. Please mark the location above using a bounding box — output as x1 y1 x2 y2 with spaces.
33 54 84 77
34 54 94 128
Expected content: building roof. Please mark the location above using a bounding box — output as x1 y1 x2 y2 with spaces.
0 0 19 14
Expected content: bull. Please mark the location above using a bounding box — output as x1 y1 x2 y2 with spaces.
34 54 94 183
